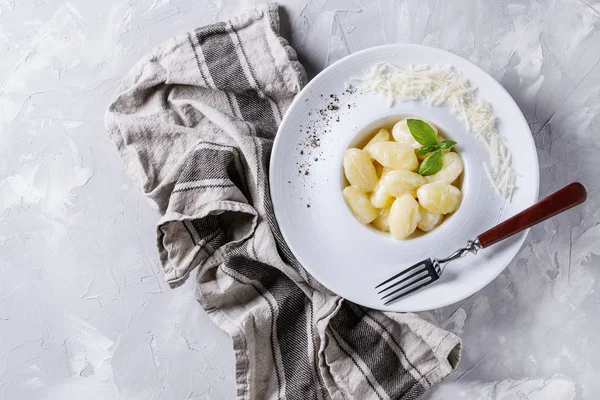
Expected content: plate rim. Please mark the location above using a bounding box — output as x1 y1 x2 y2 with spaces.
270 43 540 312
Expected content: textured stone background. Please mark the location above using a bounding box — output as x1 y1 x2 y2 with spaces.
1 0 598 398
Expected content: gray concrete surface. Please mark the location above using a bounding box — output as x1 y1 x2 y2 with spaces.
1 0 599 398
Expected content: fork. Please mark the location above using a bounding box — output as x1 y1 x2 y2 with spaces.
376 182 587 305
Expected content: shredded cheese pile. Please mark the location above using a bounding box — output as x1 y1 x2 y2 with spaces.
353 63 516 198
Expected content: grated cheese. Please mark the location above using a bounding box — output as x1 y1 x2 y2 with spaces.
352 63 516 198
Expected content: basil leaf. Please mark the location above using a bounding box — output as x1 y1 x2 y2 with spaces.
407 119 439 146
440 140 457 150
418 150 444 176
416 145 439 156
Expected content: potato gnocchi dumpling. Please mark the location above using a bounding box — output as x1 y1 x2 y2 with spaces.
343 148 378 191
427 152 463 184
363 128 390 155
389 194 421 240
342 118 464 239
367 142 418 171
371 207 391 232
381 170 426 198
370 180 395 209
392 119 439 149
417 183 462 214
343 186 379 224
417 205 442 232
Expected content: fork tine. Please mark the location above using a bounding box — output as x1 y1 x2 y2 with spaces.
380 269 429 299
377 265 428 294
374 259 431 289
383 278 435 305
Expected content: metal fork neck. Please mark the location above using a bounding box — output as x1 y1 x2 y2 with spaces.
437 238 481 264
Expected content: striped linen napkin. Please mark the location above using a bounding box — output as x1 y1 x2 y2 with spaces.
105 4 461 399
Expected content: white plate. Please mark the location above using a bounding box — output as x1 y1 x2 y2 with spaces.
270 44 539 312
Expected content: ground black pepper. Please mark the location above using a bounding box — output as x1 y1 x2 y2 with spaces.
290 85 360 209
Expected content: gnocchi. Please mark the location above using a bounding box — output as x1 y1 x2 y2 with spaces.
417 183 462 214
381 170 426 197
371 207 391 232
392 119 439 148
343 148 378 191
389 194 421 240
367 141 418 171
343 186 379 224
363 128 390 155
370 179 395 209
342 118 464 239
427 152 463 184
417 205 442 232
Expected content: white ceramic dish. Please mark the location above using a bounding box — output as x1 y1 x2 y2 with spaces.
270 44 539 312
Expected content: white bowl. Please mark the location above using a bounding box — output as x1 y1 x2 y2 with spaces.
270 44 539 312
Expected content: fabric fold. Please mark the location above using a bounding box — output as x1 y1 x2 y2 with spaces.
106 4 461 399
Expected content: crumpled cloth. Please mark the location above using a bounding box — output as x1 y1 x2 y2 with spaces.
105 4 461 399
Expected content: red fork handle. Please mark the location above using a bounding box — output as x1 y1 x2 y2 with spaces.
477 182 587 248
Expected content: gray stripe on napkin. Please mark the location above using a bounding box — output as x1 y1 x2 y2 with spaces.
229 256 319 400
197 22 250 92
331 303 424 397
105 4 461 400
196 22 278 133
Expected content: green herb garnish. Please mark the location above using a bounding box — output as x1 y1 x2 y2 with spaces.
416 145 439 157
418 150 444 176
407 119 458 176
439 140 457 150
406 119 438 146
